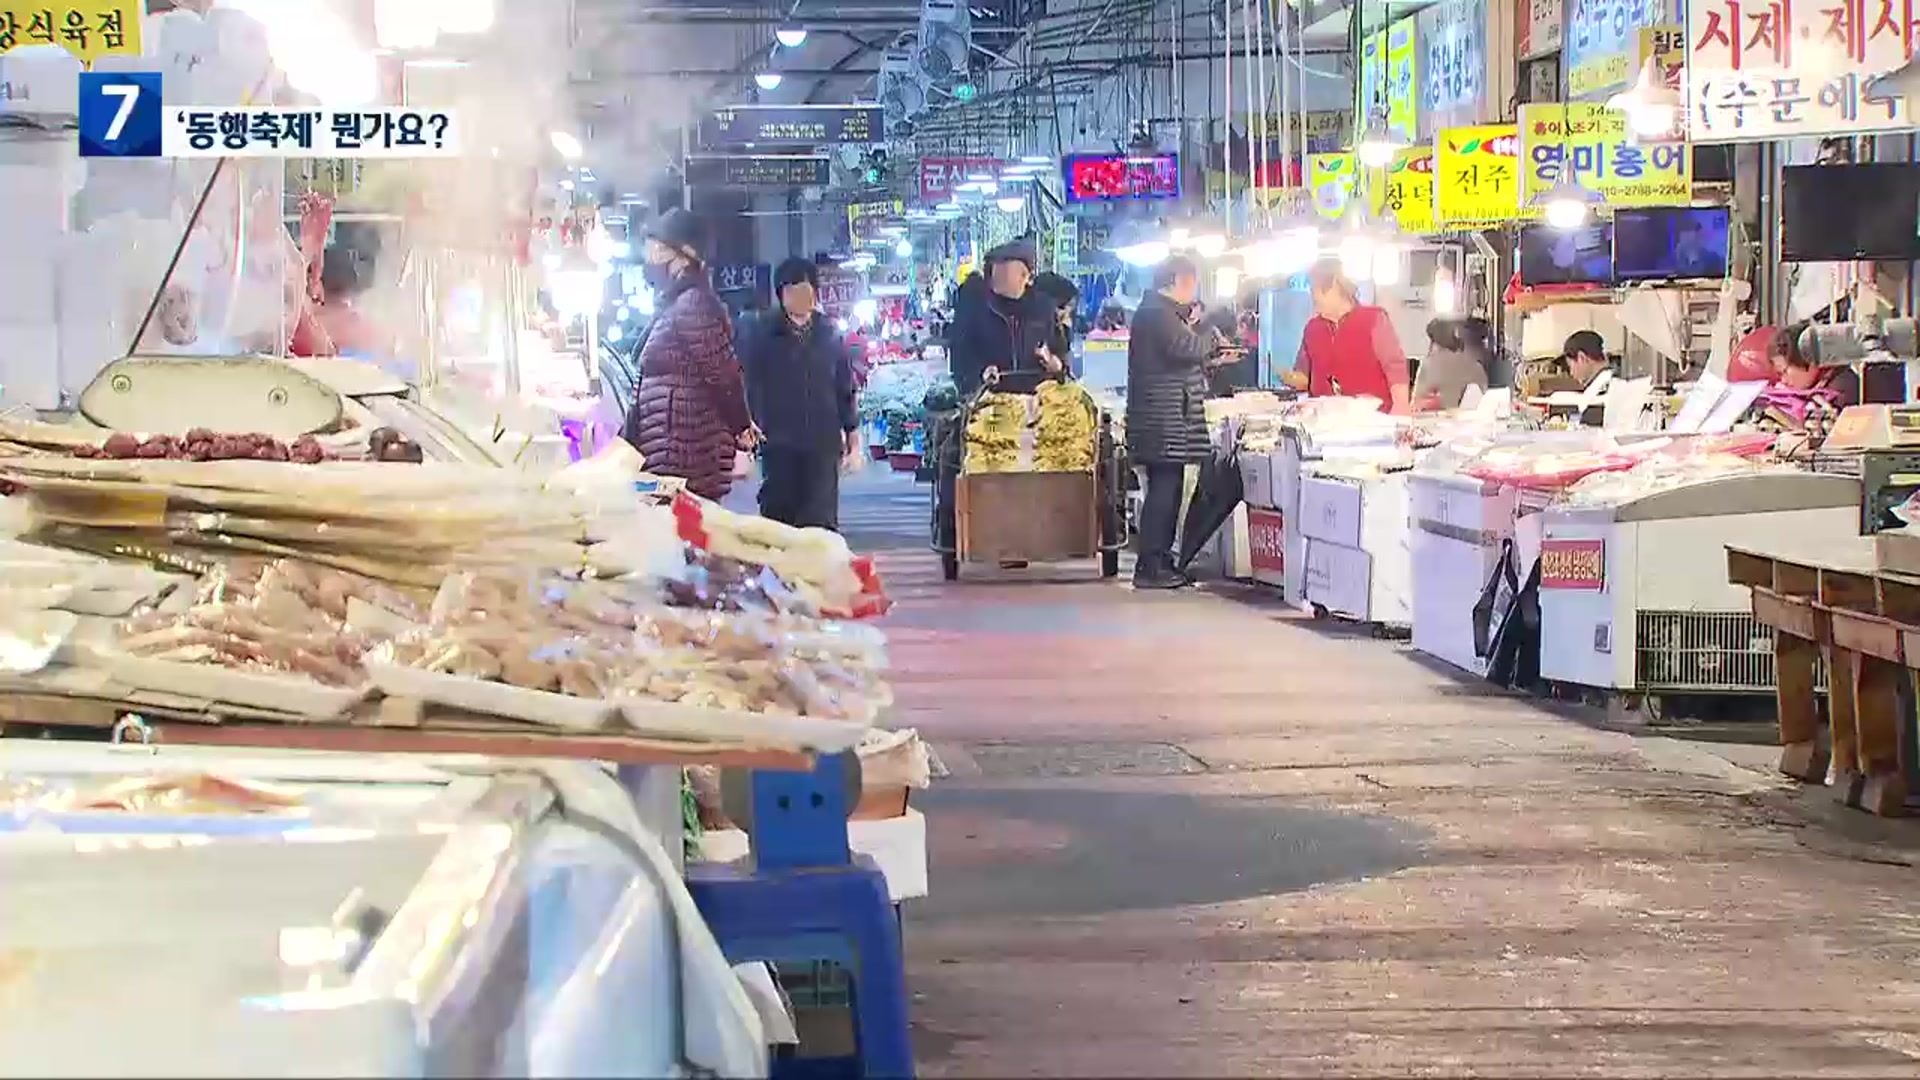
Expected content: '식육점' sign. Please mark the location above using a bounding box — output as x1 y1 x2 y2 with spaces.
1518 103 1690 206
1686 0 1914 141
1435 124 1533 226
0 1 139 66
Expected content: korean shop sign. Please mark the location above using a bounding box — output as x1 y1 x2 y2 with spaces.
1633 24 1686 141
697 104 883 149
847 199 903 243
1308 152 1358 219
1565 0 1668 99
1419 0 1488 130
1519 0 1564 58
1539 538 1606 589
1357 17 1419 144
1686 0 1915 141
1370 148 1436 234
1518 103 1690 206
1436 124 1533 226
919 156 1003 203
0 1 139 65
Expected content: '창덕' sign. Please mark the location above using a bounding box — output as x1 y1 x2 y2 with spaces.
1539 538 1606 590
1517 103 1690 206
697 104 883 149
1435 124 1533 226
1370 148 1436 235
0 1 139 66
1686 0 1914 142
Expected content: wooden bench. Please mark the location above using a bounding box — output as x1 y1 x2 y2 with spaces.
1728 538 1920 817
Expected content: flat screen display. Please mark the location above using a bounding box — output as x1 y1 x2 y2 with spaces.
1518 223 1614 287
1781 164 1920 262
1613 207 1730 281
1063 153 1181 202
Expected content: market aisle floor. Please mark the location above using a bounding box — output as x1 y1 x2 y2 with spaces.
821 464 1920 1078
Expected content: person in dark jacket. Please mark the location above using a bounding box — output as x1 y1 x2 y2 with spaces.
624 209 753 501
1127 255 1235 590
739 258 857 530
948 237 1062 396
1030 270 1080 376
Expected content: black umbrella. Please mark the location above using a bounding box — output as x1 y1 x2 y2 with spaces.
1176 447 1244 571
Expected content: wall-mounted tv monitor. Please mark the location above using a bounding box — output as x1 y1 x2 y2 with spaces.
1781 164 1920 262
1614 206 1730 281
1518 223 1614 287
1063 153 1181 203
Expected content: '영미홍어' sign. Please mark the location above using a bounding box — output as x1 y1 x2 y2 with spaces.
1518 103 1690 206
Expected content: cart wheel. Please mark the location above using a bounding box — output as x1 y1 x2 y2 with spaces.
1311 603 1330 620
941 552 960 581
1101 550 1120 578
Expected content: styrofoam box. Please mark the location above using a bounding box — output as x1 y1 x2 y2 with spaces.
1298 475 1364 548
698 809 928 902
1240 451 1279 510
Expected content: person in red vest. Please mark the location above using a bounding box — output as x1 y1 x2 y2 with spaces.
1282 258 1411 414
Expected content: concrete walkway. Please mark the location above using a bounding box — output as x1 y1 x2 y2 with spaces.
832 465 1920 1078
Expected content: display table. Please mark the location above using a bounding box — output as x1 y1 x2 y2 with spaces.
1296 467 1413 627
1409 472 1521 676
1728 536 1920 817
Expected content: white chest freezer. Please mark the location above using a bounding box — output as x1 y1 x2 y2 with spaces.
0 742 767 1078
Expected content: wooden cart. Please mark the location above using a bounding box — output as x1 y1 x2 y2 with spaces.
930 373 1125 581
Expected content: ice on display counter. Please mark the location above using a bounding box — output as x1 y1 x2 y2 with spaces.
0 743 767 1078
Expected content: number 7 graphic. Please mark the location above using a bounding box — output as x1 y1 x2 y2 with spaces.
78 72 162 158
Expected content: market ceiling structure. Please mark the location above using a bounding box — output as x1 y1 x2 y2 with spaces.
566 0 1398 194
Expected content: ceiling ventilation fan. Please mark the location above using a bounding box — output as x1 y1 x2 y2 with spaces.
880 38 930 125
915 0 972 89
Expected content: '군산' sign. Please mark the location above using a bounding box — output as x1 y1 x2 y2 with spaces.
918 156 1002 203
1686 0 1913 141
1565 0 1668 99
685 155 830 188
697 104 883 149
1435 123 1533 226
1518 103 1690 205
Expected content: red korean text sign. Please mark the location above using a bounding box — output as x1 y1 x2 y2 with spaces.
1247 509 1285 575
1539 538 1606 590
1063 153 1181 203
1687 0 1916 141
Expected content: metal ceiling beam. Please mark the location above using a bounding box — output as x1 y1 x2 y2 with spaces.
620 9 921 24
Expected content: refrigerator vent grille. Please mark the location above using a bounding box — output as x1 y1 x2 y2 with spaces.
1634 610 1828 693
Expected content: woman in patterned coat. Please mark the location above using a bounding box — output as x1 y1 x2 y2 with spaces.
625 210 753 500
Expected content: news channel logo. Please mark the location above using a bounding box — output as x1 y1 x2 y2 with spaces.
77 72 457 159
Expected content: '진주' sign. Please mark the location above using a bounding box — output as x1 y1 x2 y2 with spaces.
1435 124 1533 226
1518 103 1690 206
697 104 884 149
1685 0 1914 142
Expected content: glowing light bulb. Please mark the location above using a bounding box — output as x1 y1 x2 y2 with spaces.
895 238 914 257
1338 233 1373 280
550 131 584 160
775 27 808 47
1216 265 1242 299
1432 271 1458 315
996 195 1024 212
1371 247 1402 285
1545 196 1590 230
1193 233 1228 258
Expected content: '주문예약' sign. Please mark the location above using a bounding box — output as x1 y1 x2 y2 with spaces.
1518 103 1690 206
1686 0 1914 141
1435 124 1533 226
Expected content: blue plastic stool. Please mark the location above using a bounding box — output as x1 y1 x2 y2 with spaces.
688 752 915 1080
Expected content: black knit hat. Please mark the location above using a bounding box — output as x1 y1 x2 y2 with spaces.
646 209 704 260
774 257 820 292
985 235 1038 270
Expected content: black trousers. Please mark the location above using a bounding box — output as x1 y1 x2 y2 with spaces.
759 445 841 530
1136 461 1185 571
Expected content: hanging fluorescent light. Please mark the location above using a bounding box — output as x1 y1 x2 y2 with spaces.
1356 110 1407 169
1605 57 1683 138
754 71 784 90
550 131 584 159
999 172 1038 184
1019 154 1052 165
775 26 808 47
1115 241 1171 266
1530 167 1604 229
996 195 1024 212
1431 268 1458 314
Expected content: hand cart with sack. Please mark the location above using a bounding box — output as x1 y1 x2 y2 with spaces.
929 369 1127 581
